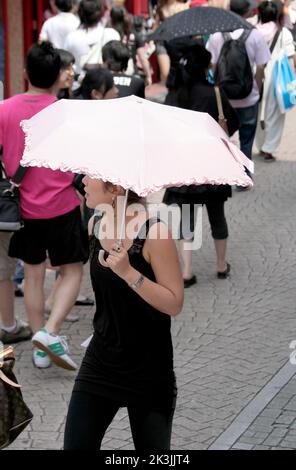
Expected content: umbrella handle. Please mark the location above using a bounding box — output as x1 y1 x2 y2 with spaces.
119 189 129 243
98 250 109 267
98 189 129 267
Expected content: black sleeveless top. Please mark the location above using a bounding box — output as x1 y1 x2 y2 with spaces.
74 212 176 406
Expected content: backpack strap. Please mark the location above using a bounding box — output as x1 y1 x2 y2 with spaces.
222 32 232 43
270 27 282 54
0 160 27 186
214 86 225 121
11 166 28 186
0 160 4 180
92 210 105 238
214 86 229 135
239 28 252 43
81 29 106 69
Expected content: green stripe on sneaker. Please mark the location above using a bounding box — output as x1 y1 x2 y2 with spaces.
49 342 65 356
36 350 47 358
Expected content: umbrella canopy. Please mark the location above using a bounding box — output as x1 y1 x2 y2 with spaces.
20 95 253 196
150 6 253 42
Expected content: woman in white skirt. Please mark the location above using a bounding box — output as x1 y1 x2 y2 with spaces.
255 1 295 162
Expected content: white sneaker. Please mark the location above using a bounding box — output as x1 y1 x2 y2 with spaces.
32 348 51 369
32 328 77 371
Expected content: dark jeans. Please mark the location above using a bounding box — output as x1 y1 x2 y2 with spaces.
236 102 259 160
13 260 24 287
64 391 176 451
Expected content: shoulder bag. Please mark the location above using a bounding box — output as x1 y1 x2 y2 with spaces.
0 346 33 449
0 162 27 232
214 86 229 136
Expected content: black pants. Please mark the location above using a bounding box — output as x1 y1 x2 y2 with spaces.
181 200 228 240
64 391 176 450
205 200 228 240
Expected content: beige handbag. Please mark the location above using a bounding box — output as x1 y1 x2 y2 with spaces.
214 86 229 136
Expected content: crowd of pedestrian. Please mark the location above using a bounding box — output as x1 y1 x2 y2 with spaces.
1 0 296 451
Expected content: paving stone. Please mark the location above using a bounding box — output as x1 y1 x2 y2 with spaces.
263 436 283 447
275 414 295 426
232 443 254 450
31 440 61 450
261 408 283 419
268 428 288 438
253 445 272 450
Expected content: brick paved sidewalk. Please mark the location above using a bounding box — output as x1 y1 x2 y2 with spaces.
4 108 296 450
231 373 296 450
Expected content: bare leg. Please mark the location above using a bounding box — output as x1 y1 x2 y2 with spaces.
179 239 193 280
45 263 83 334
214 238 227 272
45 275 61 313
24 262 46 334
46 273 89 311
0 279 15 327
157 53 170 84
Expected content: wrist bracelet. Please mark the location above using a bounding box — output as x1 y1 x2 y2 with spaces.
128 274 145 290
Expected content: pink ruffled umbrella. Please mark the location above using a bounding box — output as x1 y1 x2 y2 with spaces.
20 95 252 251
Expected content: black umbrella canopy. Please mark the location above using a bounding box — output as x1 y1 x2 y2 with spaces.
150 6 253 42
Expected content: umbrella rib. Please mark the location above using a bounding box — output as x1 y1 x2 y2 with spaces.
137 101 147 196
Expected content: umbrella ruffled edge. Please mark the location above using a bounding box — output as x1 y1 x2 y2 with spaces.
20 120 253 197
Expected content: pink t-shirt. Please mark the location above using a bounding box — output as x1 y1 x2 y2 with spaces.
0 94 80 219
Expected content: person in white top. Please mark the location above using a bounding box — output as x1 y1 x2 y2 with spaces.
64 0 120 85
255 1 295 162
39 0 80 49
207 0 271 183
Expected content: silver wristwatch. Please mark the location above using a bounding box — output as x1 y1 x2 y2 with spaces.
129 274 145 290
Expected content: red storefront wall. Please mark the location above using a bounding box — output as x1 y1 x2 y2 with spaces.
126 0 149 16
2 0 9 96
23 0 52 57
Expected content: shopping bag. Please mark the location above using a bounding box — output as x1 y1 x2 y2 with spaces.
273 49 296 113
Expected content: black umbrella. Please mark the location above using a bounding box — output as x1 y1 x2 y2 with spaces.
149 6 253 42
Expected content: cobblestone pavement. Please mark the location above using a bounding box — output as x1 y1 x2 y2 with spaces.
231 374 296 450
6 108 296 450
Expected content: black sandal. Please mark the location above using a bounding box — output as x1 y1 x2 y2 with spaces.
217 263 231 279
74 297 94 306
183 275 197 288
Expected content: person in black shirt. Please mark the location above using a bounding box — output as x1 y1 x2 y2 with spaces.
63 181 184 450
108 7 152 85
164 39 239 287
74 67 119 100
102 40 145 98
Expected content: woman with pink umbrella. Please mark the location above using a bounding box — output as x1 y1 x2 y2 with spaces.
63 179 184 450
20 92 252 449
